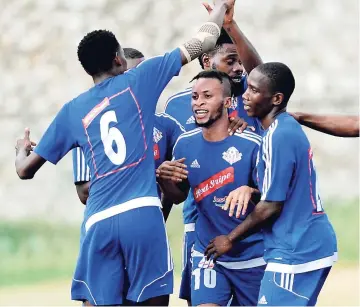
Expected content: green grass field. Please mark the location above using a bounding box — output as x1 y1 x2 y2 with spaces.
0 199 358 289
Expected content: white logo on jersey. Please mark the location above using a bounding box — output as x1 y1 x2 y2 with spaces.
198 257 214 269
186 116 195 124
258 296 268 305
153 127 163 143
230 97 238 110
190 159 201 168
222 147 242 165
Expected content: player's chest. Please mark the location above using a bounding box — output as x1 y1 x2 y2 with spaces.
186 145 253 202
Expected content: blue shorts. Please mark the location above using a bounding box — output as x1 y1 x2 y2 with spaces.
257 267 331 306
191 255 265 306
71 206 173 305
179 224 196 301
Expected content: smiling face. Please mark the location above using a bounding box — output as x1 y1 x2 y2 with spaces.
191 77 232 128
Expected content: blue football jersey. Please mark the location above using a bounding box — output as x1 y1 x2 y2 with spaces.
35 48 182 224
173 128 264 263
257 113 337 273
165 76 261 225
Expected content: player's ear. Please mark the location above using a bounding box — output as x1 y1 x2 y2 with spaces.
202 53 211 69
272 92 284 106
224 96 232 108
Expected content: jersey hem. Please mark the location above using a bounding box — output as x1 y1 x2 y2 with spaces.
85 196 162 232
265 252 338 273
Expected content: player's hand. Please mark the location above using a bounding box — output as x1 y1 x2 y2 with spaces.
205 235 232 261
156 158 188 182
15 128 36 156
223 185 256 218
228 116 248 135
203 0 235 25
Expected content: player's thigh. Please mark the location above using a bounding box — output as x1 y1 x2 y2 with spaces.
180 229 196 301
119 206 173 303
71 219 124 306
226 265 265 306
257 268 332 306
191 256 231 306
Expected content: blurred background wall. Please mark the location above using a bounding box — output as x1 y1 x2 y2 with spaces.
0 0 358 305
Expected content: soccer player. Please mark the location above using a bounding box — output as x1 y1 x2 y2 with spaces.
14 1 235 305
290 112 359 137
157 70 266 306
72 47 186 221
206 62 338 306
163 3 263 304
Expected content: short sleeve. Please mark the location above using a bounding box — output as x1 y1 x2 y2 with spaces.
34 103 76 164
168 116 186 150
72 148 91 184
132 48 182 102
260 128 295 202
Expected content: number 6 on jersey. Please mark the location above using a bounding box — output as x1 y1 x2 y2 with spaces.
100 110 126 165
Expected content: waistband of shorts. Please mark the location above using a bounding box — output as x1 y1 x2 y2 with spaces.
85 196 161 232
184 223 195 232
192 249 266 269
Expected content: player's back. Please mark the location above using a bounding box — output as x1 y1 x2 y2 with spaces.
257 113 337 268
173 128 264 263
61 49 183 225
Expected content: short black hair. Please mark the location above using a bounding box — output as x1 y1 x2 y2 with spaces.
198 28 233 69
255 62 296 104
123 47 144 60
190 70 234 97
77 30 120 76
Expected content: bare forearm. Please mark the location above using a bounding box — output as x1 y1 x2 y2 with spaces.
227 201 282 242
224 21 262 73
16 151 45 179
158 179 189 204
296 113 359 137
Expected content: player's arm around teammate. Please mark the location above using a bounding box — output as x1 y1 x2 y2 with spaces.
289 112 359 137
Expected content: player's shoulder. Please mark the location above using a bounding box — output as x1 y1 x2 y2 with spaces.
155 112 186 132
233 129 262 146
174 128 202 147
164 87 192 110
270 114 303 138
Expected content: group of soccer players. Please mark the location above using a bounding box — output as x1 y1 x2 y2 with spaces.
15 0 358 306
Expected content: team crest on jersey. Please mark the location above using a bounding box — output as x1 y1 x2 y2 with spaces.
198 257 214 269
153 127 163 143
186 116 195 124
222 147 242 165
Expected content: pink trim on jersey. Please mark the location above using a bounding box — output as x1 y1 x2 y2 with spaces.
83 87 148 179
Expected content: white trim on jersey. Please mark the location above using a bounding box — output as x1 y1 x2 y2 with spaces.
192 249 266 269
72 278 98 305
261 120 279 201
172 128 202 156
184 222 195 232
76 147 91 182
85 196 162 232
155 112 186 133
265 252 337 274
164 88 192 111
234 131 261 146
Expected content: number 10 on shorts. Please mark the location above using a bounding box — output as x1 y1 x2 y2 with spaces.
192 268 217 290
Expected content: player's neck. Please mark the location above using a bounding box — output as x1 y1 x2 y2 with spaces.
92 73 115 85
261 108 287 130
202 117 229 142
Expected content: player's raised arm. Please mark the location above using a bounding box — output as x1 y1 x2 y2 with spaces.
203 1 262 73
178 0 235 65
290 112 359 137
